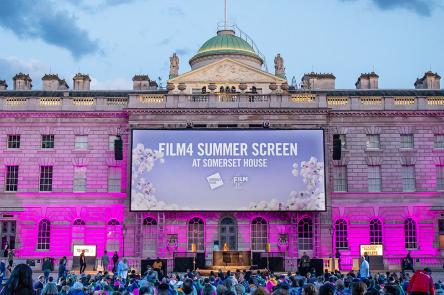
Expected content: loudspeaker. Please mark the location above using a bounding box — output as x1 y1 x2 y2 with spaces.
114 136 123 160
333 134 342 160
173 257 194 272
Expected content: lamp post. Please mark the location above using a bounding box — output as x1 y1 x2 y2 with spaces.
122 224 127 258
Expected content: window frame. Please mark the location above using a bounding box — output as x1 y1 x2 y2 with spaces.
74 135 88 150
298 217 313 251
41 134 55 149
368 165 382 192
5 165 19 192
335 219 348 250
333 165 348 192
401 165 416 192
37 219 51 250
39 166 53 192
366 134 380 149
7 134 21 149
400 134 414 149
251 217 268 251
188 217 205 252
369 218 383 245
404 218 417 250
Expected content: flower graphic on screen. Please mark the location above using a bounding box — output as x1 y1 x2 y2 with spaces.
247 156 325 211
132 143 181 210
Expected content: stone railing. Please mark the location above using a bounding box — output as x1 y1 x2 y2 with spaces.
2 94 444 111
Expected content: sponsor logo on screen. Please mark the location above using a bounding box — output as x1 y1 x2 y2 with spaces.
207 172 224 190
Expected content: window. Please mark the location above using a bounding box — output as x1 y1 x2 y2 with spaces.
1 221 16 250
7 135 20 149
402 165 416 192
39 166 53 191
437 166 444 191
400 134 414 149
143 217 158 258
188 217 204 252
335 219 348 249
5 166 19 192
298 217 313 250
75 135 88 150
368 166 381 192
73 219 85 225
108 167 121 192
435 135 444 149
73 167 86 192
72 219 86 246
404 218 417 249
37 219 50 250
108 135 118 151
366 134 380 149
41 134 54 149
370 219 382 245
251 217 268 251
333 166 348 192
106 219 120 253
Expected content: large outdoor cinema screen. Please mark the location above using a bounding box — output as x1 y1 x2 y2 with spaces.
130 129 326 211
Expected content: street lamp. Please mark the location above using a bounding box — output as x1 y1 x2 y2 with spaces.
122 224 127 257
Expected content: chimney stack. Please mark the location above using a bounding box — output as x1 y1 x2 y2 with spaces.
13 73 32 90
414 71 441 89
0 80 7 90
73 73 91 91
132 75 150 90
301 72 336 90
42 74 69 91
355 72 379 89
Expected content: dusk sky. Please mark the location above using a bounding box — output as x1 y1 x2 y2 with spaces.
0 0 443 90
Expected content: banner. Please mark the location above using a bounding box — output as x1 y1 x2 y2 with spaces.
130 129 325 211
73 245 97 257
360 244 383 256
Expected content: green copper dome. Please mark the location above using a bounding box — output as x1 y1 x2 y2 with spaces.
190 29 262 61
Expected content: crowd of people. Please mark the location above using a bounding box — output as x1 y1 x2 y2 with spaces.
0 255 439 295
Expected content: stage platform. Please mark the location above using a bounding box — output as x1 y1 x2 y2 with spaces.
196 266 267 276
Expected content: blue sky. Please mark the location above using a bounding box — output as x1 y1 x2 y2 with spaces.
0 0 443 90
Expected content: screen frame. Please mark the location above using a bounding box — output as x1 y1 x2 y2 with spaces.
129 128 327 212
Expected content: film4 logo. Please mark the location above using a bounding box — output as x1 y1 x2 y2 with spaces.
232 176 248 189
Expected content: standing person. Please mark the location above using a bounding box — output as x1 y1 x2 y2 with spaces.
407 268 435 295
0 258 6 285
42 258 53 283
403 251 415 273
2 245 8 258
117 258 129 280
299 252 311 276
101 250 109 273
335 249 341 271
0 263 34 295
57 257 67 281
79 250 86 274
112 251 119 273
7 250 14 269
359 255 370 279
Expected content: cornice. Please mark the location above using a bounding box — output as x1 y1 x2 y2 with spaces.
330 110 444 117
0 111 128 118
125 108 330 115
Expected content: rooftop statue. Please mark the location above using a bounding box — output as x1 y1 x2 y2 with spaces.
274 53 286 79
169 53 179 79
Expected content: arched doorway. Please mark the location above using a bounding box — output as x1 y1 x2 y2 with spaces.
219 217 237 250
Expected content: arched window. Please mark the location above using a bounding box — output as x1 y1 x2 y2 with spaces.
335 219 348 249
143 217 158 257
251 86 257 93
298 217 313 250
188 217 204 252
37 219 51 250
220 86 224 93
106 219 121 253
231 86 236 93
220 217 237 250
225 86 230 92
73 219 85 225
201 86 206 94
251 217 268 251
108 219 120 226
370 219 382 245
405 218 417 249
72 219 86 245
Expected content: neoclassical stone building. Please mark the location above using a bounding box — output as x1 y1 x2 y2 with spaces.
1 26 444 272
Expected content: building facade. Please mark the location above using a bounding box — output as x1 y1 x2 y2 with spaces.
1 27 444 272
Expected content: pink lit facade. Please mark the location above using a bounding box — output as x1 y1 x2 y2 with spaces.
1 89 443 272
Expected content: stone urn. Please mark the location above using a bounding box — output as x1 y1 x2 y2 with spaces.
280 83 289 92
166 82 175 92
208 83 217 93
178 83 187 92
238 83 248 93
269 82 278 92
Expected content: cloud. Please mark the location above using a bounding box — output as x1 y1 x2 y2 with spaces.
0 0 100 59
0 56 47 87
66 0 142 13
90 77 132 90
165 7 184 17
341 0 440 16
175 48 192 56
157 36 174 46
